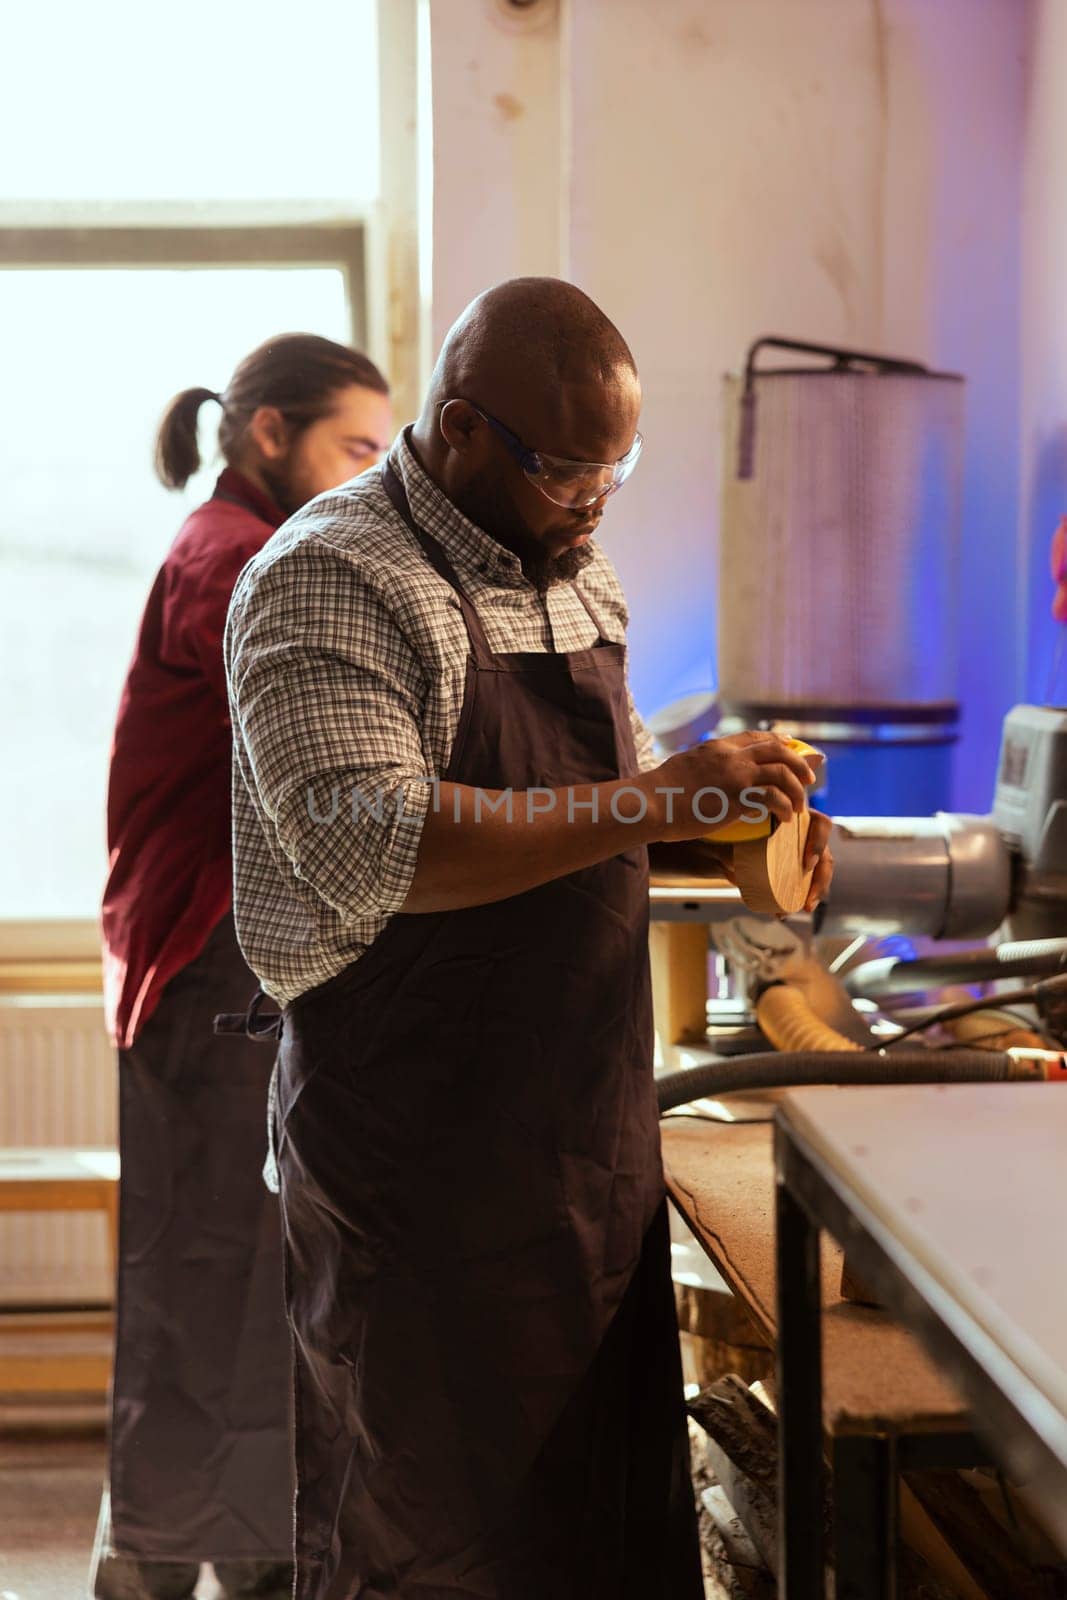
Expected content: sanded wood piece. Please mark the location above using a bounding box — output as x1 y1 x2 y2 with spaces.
732 810 815 916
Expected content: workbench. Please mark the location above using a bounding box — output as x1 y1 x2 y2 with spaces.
661 1115 986 1598
774 1083 1067 1598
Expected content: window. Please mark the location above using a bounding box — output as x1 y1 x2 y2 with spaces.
1 0 385 926
0 1 380 206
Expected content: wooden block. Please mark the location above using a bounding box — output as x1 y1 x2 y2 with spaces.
903 1470 1051 1599
649 921 708 1045
701 1484 769 1573
703 1434 781 1576
899 1482 995 1600
840 1254 884 1308
689 1374 779 1486
678 1286 774 1389
732 811 815 917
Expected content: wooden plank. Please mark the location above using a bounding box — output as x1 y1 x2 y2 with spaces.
661 1118 967 1434
0 959 103 995
0 1352 111 1392
0 1311 112 1333
0 1310 113 1395
0 1180 115 1212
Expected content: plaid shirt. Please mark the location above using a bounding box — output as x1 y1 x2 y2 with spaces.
225 430 657 1004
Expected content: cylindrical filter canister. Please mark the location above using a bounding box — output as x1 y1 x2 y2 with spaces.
719 339 965 814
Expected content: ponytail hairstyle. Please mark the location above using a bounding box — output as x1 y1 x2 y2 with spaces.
154 387 222 490
153 333 389 491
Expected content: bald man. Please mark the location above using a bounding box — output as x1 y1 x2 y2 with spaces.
226 278 833 1599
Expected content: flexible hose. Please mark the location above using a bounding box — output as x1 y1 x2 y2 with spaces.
656 1048 1012 1114
843 937 1067 997
755 984 862 1054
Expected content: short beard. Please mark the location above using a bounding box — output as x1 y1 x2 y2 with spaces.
454 471 596 595
259 458 305 519
510 532 596 594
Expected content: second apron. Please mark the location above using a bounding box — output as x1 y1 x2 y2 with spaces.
109 912 293 1563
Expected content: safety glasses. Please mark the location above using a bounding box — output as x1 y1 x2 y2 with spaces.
467 404 643 510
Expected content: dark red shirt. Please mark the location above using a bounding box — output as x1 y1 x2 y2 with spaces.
103 469 285 1047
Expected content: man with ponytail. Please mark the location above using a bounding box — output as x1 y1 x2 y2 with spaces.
95 334 391 1600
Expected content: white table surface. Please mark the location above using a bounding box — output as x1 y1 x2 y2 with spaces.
776 1082 1067 1449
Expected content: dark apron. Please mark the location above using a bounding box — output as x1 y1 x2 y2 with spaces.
109 912 293 1562
274 462 702 1599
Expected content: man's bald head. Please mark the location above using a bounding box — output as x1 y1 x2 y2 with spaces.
409 278 642 591
425 277 637 427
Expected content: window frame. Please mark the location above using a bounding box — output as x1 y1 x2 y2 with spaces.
0 210 369 347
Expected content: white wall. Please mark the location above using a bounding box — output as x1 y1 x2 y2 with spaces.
897 0 1027 809
430 0 568 335
429 0 1030 810
1021 0 1067 712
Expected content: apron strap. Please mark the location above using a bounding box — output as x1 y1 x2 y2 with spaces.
381 456 496 667
213 987 284 1042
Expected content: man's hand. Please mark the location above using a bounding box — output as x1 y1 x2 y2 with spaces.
803 810 834 913
644 732 817 842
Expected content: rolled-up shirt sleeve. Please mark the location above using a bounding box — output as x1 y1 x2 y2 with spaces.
226 535 434 921
628 693 659 774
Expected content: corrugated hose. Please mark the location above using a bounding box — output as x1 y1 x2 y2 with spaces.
656 1048 1018 1114
755 983 862 1054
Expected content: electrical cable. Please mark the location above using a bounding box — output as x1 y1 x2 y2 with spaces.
886 987 1037 1045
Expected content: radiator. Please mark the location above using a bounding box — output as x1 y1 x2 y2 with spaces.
0 997 116 1304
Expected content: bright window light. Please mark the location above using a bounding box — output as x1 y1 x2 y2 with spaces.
0 267 351 919
2 0 380 203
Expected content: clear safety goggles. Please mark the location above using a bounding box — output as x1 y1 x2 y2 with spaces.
470 404 644 510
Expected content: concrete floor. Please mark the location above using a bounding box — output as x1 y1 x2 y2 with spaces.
1 1423 719 1599
0 1427 222 1600
0 1425 105 1599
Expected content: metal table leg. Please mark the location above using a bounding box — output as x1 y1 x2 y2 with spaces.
833 1433 899 1599
776 1177 825 1597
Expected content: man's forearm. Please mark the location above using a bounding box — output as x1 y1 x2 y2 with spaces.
399 779 662 913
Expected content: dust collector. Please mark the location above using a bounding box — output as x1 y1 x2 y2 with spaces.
717 336 965 815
